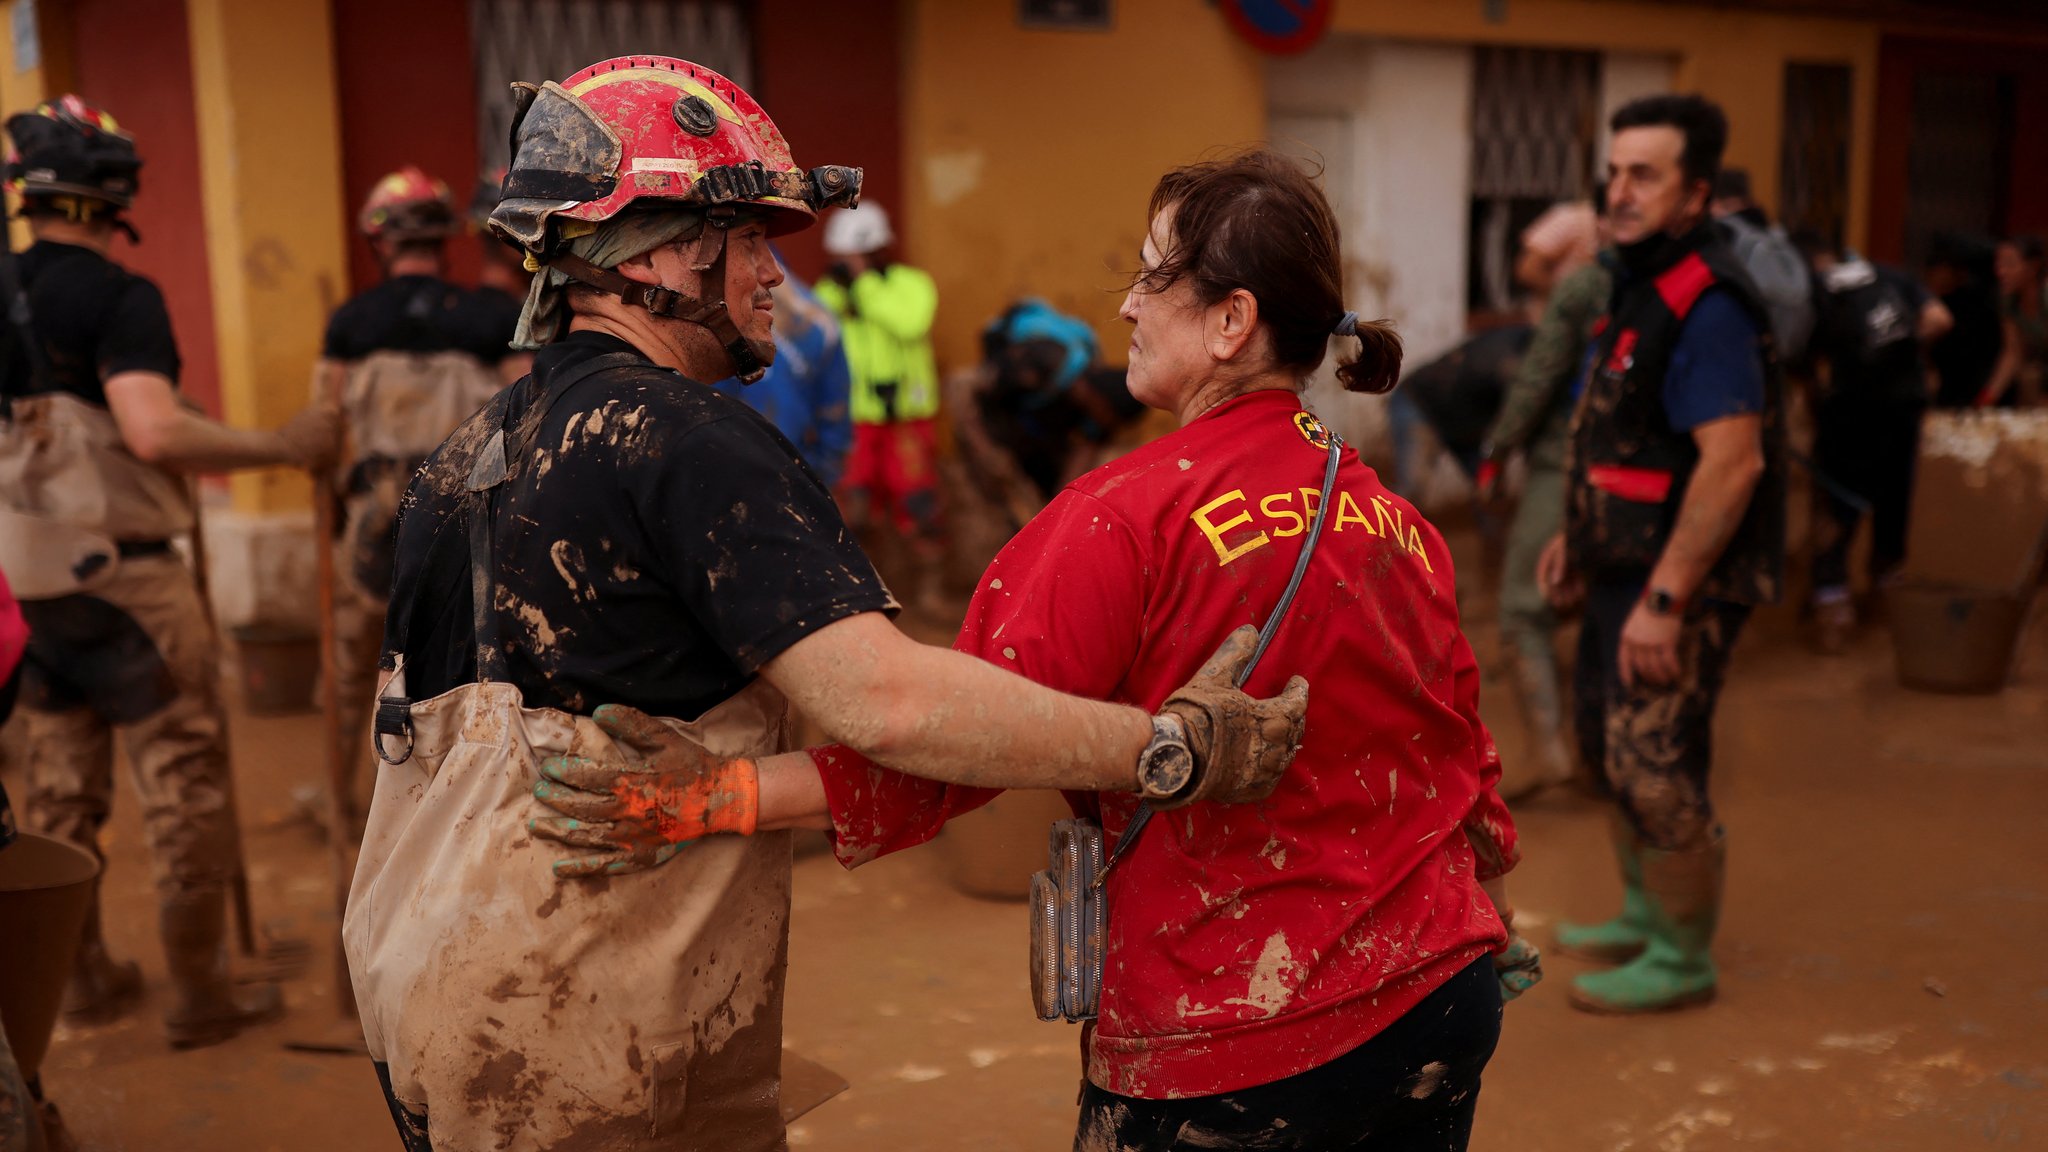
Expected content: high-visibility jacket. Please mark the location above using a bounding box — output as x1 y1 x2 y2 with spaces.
815 264 939 425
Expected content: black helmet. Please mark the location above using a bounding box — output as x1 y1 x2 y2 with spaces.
5 95 141 209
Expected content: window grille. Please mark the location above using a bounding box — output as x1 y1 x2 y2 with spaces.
471 0 752 176
1468 45 1599 313
1780 63 1852 249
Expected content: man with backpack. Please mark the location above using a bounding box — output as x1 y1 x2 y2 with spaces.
1792 230 1953 651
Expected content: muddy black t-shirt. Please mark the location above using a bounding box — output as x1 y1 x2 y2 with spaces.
2 240 181 405
322 274 519 365
383 331 895 721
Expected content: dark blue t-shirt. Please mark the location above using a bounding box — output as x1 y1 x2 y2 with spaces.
1573 287 1765 432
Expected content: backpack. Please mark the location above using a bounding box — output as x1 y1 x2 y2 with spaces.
1719 214 1816 361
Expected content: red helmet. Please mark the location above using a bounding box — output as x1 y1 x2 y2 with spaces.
490 56 860 380
359 166 458 241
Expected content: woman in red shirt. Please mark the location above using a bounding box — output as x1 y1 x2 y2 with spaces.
536 151 1533 1151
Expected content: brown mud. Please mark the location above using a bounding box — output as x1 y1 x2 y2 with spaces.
3 527 2045 1150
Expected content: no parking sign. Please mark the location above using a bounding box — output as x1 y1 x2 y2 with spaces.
1220 0 1336 56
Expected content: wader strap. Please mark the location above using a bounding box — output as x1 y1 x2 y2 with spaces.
374 350 647 761
0 252 54 404
462 350 648 684
1102 435 1344 875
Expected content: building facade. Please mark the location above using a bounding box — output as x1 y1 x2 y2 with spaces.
0 0 2041 624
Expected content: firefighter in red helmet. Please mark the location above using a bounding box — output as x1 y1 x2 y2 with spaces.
0 95 335 1049
347 57 1306 1150
308 166 524 828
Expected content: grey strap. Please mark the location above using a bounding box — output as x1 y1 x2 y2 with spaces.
1103 434 1344 873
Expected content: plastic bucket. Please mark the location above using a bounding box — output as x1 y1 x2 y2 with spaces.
0 833 99 1079
232 623 319 715
1887 581 2031 695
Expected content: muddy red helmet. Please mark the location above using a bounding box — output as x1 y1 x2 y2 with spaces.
491 56 860 381
4 94 140 209
359 166 458 241
490 55 859 254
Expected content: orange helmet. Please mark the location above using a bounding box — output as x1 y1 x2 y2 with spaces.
489 56 860 381
358 166 458 241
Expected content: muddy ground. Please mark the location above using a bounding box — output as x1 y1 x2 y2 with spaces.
6 529 2045 1152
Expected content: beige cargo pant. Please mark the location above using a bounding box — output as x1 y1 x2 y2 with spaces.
19 552 243 895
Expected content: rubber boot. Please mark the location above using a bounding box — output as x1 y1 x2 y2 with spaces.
1568 833 1725 1014
1553 813 1653 963
159 886 284 1050
60 895 144 1024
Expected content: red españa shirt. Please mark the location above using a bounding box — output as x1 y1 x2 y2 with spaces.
813 389 1519 1099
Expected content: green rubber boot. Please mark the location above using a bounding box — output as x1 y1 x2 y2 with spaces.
1553 814 1652 964
1568 834 1724 1014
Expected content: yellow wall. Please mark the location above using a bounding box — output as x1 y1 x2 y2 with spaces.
904 0 1880 369
188 0 349 514
1333 0 1880 249
902 0 1265 373
0 0 64 251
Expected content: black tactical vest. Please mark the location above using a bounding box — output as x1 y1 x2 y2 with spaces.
1566 227 1785 606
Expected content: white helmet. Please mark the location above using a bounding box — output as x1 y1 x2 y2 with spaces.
823 203 893 256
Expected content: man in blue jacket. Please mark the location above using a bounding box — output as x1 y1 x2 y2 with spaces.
715 259 853 489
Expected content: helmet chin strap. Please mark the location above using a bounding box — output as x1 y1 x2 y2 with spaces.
546 216 776 384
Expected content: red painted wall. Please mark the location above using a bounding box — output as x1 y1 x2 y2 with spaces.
753 0 902 284
67 0 222 414
1869 34 2048 266
331 0 482 294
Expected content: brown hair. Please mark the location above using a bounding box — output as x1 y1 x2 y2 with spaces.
1139 150 1400 394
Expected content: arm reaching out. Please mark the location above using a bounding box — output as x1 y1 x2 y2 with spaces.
106 370 338 472
528 620 1310 876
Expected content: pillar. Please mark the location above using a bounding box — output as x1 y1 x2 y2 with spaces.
188 0 349 515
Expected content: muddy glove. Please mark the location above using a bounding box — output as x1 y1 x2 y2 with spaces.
276 402 343 471
1494 931 1543 1002
1152 625 1309 810
528 702 760 879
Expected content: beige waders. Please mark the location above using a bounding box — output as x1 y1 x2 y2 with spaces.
346 673 795 1150
329 350 503 821
0 393 279 1043
347 355 798 1149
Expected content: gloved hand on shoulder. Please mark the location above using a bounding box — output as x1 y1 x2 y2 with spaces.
1153 625 1309 809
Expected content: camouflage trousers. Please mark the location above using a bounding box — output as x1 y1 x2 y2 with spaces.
1572 581 1749 851
18 552 243 893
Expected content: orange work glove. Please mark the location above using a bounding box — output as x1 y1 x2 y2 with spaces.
528 702 760 879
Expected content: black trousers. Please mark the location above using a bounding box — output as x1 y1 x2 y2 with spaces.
1811 396 1922 593
1073 956 1502 1152
373 1062 433 1152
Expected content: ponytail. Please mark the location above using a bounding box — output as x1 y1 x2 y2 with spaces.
1331 313 1402 394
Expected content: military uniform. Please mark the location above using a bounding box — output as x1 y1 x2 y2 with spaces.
1485 261 1609 787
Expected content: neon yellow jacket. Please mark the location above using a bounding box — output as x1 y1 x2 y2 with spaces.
814 264 939 424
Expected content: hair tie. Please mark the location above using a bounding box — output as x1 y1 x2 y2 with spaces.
1333 311 1359 337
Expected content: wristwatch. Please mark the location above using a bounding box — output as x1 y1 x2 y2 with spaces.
1134 713 1196 802
1643 587 1685 617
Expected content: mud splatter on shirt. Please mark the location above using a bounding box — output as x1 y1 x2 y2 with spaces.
383 331 894 719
